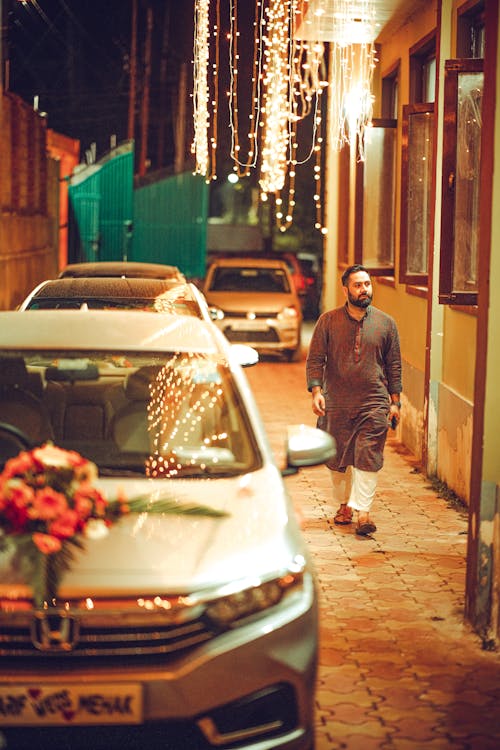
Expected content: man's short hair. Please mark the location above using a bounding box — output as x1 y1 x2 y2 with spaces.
341 264 370 287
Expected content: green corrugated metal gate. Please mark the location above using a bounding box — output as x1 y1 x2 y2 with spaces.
132 172 208 278
68 142 208 278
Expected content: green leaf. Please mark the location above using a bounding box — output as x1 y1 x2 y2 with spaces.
109 495 229 519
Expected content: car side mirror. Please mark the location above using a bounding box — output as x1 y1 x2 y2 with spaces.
230 344 259 368
283 424 336 475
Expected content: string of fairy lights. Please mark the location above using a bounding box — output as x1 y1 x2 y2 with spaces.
145 355 228 479
192 0 378 233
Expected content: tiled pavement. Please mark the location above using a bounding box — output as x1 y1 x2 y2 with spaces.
245 347 500 750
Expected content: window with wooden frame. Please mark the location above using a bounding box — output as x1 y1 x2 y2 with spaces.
381 61 400 119
409 31 436 104
439 59 483 305
399 32 437 286
354 119 397 274
400 104 434 284
457 0 485 58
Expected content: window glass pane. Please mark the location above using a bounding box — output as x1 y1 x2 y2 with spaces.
382 75 398 119
362 127 396 267
472 24 485 58
453 72 483 293
423 58 436 102
406 111 433 274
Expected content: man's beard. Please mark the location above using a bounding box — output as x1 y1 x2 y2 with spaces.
348 291 372 309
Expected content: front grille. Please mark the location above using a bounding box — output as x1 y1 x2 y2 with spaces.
0 609 218 660
221 310 276 319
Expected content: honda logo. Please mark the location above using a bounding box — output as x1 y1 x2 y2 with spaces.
31 611 80 652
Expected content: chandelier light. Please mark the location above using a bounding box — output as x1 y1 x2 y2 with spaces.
302 0 378 159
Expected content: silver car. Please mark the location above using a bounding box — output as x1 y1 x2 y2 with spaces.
0 310 334 750
18 277 212 322
203 257 303 361
58 261 186 283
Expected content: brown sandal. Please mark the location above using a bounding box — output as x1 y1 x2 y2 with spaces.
334 504 353 525
355 521 377 536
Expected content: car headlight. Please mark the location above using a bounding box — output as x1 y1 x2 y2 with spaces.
209 306 225 321
277 306 299 321
205 564 306 627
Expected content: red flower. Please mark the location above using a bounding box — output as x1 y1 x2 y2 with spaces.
2 451 38 481
32 487 68 521
48 509 80 540
32 532 62 554
72 492 93 521
73 484 107 519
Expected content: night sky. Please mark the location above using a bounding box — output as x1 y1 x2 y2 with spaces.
7 0 194 164
5 0 323 252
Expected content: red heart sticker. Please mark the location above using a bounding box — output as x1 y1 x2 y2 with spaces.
63 710 75 722
28 689 41 699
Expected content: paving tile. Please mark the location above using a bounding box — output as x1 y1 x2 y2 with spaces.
386 712 447 741
245 356 500 750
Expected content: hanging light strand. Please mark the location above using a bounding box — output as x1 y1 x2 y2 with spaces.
208 0 221 181
259 0 292 196
228 0 264 176
192 0 211 177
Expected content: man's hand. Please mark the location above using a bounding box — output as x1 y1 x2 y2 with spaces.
389 403 400 428
311 388 325 417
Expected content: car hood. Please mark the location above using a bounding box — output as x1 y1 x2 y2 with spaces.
0 467 304 599
205 291 297 313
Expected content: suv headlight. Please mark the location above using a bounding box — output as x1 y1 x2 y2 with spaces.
209 306 225 321
277 306 299 321
205 560 306 627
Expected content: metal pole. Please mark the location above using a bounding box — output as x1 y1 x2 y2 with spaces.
0 0 5 92
127 0 137 142
139 4 153 177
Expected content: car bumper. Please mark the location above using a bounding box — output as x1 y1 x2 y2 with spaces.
215 319 301 353
0 577 317 750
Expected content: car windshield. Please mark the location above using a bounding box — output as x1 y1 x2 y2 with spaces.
0 351 261 478
25 297 202 316
210 267 290 293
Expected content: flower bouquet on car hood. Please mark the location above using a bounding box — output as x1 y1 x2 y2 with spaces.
0 443 227 607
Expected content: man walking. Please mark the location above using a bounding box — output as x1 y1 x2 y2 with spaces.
306 264 402 535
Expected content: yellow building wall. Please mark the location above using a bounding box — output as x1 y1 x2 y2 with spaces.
373 3 438 464
373 0 478 500
442 308 477 400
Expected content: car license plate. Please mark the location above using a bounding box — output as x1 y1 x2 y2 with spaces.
230 319 269 331
0 684 143 726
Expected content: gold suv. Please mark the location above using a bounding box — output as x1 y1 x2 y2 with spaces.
203 257 303 361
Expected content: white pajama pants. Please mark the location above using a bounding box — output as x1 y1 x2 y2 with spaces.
329 466 378 512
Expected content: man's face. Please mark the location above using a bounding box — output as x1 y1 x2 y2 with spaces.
345 271 373 309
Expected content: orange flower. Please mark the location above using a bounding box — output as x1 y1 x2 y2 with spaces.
4 480 36 508
116 487 130 515
32 532 62 554
48 509 79 540
2 451 38 480
72 492 93 521
32 487 68 521
73 484 107 518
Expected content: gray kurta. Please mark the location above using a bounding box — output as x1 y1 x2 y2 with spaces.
306 304 402 472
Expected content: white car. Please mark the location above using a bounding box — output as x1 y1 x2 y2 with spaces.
0 310 334 750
